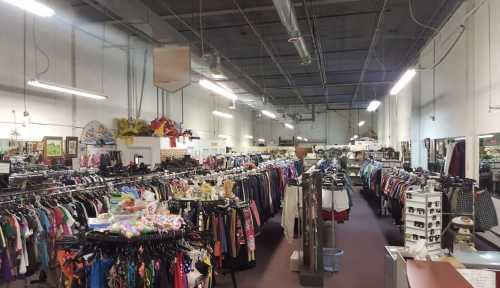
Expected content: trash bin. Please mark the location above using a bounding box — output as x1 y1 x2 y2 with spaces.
323 248 344 272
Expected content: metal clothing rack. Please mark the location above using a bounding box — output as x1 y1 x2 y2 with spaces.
300 169 324 287
193 158 295 182
0 170 195 205
0 170 194 215
85 229 187 244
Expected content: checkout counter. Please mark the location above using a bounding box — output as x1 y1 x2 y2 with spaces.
385 246 500 288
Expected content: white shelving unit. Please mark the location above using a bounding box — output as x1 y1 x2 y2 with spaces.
404 186 442 257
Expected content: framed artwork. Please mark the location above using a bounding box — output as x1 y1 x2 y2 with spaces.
43 137 64 159
65 137 79 158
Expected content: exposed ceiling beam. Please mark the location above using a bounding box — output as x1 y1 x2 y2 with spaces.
227 47 367 61
274 97 368 106
231 0 305 104
174 10 378 32
78 0 279 104
265 81 393 89
351 0 389 104
274 93 353 98
399 0 454 67
78 0 186 44
159 0 361 20
242 69 394 80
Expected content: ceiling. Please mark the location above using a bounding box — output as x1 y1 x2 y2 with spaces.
70 0 463 109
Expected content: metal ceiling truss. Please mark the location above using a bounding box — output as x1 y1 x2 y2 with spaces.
71 0 462 110
232 0 306 105
159 0 361 20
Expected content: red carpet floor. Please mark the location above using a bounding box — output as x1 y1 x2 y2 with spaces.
217 187 390 288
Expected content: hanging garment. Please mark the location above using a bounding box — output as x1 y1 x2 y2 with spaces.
282 185 302 242
448 141 466 178
444 142 456 176
333 189 350 212
475 189 499 232
453 187 473 215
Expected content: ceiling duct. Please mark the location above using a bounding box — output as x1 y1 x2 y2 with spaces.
208 53 223 76
272 0 312 65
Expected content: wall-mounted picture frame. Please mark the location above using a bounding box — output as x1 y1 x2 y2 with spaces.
43 136 64 159
65 137 79 158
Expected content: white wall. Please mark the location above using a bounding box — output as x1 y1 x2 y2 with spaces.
0 0 253 149
377 0 500 178
254 109 377 145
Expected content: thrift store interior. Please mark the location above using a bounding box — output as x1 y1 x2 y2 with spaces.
0 0 499 287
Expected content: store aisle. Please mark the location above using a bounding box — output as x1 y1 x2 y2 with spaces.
217 187 392 288
324 187 389 288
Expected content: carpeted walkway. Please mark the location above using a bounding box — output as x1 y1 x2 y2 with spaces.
217 187 393 288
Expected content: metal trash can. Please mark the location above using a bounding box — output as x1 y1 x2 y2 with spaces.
323 248 344 272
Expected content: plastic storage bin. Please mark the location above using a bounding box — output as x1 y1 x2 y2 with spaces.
323 248 344 272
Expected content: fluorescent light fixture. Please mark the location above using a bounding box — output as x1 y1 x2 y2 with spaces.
479 134 495 139
390 68 417 95
285 123 294 129
211 73 227 80
366 100 381 112
304 138 309 142
218 134 229 139
244 135 254 139
358 121 366 127
212 110 233 119
261 110 276 119
257 138 265 142
353 135 359 139
3 0 54 17
199 79 237 101
296 136 303 140
28 79 107 100
454 137 466 141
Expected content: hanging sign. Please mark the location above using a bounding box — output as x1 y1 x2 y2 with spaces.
0 161 10 174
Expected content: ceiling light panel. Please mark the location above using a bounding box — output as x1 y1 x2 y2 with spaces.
28 80 107 100
3 0 54 17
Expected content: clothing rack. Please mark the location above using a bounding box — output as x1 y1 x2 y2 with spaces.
195 159 294 182
0 169 202 205
84 230 187 244
9 168 99 181
168 198 249 210
0 159 298 206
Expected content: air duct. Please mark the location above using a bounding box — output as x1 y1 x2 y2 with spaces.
272 0 312 65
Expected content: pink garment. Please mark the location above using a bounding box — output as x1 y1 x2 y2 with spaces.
249 201 261 228
243 208 255 253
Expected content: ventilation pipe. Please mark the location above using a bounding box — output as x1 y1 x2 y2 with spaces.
272 0 312 65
